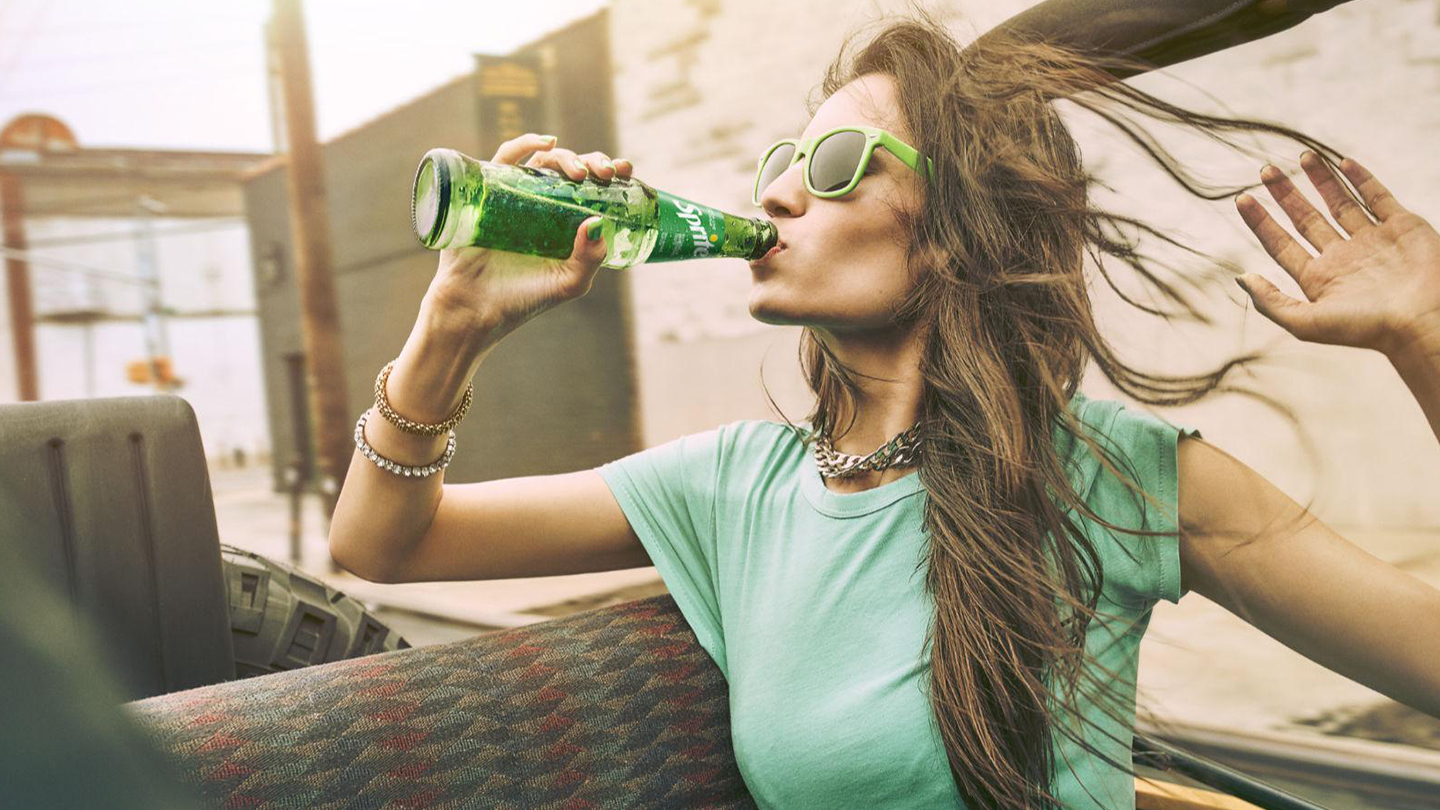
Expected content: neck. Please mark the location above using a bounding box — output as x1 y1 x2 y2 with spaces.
815 321 926 459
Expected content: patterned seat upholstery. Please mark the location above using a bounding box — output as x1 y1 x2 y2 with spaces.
126 594 758 809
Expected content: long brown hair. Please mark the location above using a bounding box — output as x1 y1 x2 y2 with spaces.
761 10 1363 809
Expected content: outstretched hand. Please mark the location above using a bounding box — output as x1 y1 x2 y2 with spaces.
1234 153 1440 359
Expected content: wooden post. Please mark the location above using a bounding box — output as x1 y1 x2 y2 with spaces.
1 173 38 401
270 0 350 522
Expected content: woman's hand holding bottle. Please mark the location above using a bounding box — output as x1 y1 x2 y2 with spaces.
421 133 635 351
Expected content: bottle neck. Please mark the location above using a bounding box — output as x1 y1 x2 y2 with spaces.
717 212 776 260
646 190 774 262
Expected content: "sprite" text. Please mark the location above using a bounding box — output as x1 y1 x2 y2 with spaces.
673 201 712 257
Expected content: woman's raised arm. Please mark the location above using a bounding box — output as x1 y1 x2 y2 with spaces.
1171 153 1440 720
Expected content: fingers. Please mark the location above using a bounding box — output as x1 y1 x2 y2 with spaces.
527 145 591 181
560 216 608 295
575 215 606 256
1235 192 1314 281
1235 273 1318 343
1259 163 1344 251
492 133 557 165
518 141 632 183
492 133 634 187
1338 156 1407 221
1299 151 1375 235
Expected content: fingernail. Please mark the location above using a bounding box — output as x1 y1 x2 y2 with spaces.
586 219 603 240
541 134 557 144
1236 193 1254 206
572 158 587 174
1234 276 1249 293
603 159 615 171
1261 165 1281 181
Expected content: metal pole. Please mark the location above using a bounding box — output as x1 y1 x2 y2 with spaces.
1133 731 1332 810
1 172 38 400
270 0 350 522
285 461 303 565
135 195 172 393
83 319 95 397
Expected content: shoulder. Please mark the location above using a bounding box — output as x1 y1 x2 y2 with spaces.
700 418 808 468
1056 392 1199 488
1056 392 1204 607
1057 391 1159 445
638 419 805 471
719 418 808 447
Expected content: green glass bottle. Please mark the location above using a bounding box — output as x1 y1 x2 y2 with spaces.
411 147 777 269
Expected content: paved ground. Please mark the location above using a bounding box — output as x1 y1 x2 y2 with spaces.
209 463 1440 762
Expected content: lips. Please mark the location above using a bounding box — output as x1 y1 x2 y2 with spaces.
752 239 787 266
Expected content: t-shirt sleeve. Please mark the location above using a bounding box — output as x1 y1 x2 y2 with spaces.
595 427 728 676
1076 400 1203 609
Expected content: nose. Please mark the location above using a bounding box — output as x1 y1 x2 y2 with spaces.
758 160 807 219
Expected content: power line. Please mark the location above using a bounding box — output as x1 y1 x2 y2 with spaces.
0 245 154 287
22 218 246 248
18 199 176 217
17 193 232 216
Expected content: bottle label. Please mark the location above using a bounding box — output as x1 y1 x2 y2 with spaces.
650 190 726 261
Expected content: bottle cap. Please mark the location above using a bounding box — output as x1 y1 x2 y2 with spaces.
411 150 452 247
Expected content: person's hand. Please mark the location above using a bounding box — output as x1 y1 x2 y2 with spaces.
422 133 635 346
1234 152 1440 360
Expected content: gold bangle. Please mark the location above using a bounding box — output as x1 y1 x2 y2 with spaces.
373 359 473 436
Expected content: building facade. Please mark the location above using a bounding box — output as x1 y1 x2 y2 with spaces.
245 10 641 489
0 128 272 465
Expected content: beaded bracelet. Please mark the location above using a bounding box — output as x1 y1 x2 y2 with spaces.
354 409 455 478
374 359 473 437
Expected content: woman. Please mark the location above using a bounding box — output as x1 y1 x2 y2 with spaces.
329 15 1440 810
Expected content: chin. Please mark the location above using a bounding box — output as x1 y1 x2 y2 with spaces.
746 288 810 327
747 306 804 327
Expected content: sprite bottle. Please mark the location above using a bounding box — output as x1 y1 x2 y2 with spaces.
410 147 777 269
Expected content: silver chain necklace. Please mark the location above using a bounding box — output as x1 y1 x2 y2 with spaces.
811 422 924 479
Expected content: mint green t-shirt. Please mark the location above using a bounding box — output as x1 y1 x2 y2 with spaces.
595 392 1201 809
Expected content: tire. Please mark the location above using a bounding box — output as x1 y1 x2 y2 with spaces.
219 543 410 678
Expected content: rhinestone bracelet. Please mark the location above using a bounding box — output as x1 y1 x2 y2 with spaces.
354 409 455 478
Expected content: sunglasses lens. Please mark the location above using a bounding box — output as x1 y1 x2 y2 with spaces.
755 143 796 199
809 130 868 193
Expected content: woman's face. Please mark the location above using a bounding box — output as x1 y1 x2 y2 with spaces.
749 73 926 334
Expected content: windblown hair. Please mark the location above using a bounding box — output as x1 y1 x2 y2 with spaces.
761 10 1366 810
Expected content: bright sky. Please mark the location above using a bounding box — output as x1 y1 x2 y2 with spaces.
0 0 609 153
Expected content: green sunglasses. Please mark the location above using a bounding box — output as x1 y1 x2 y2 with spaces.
751 124 938 207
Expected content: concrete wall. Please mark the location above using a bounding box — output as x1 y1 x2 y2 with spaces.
605 0 1440 532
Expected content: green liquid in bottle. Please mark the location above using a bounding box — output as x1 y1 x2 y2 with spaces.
411 148 776 269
